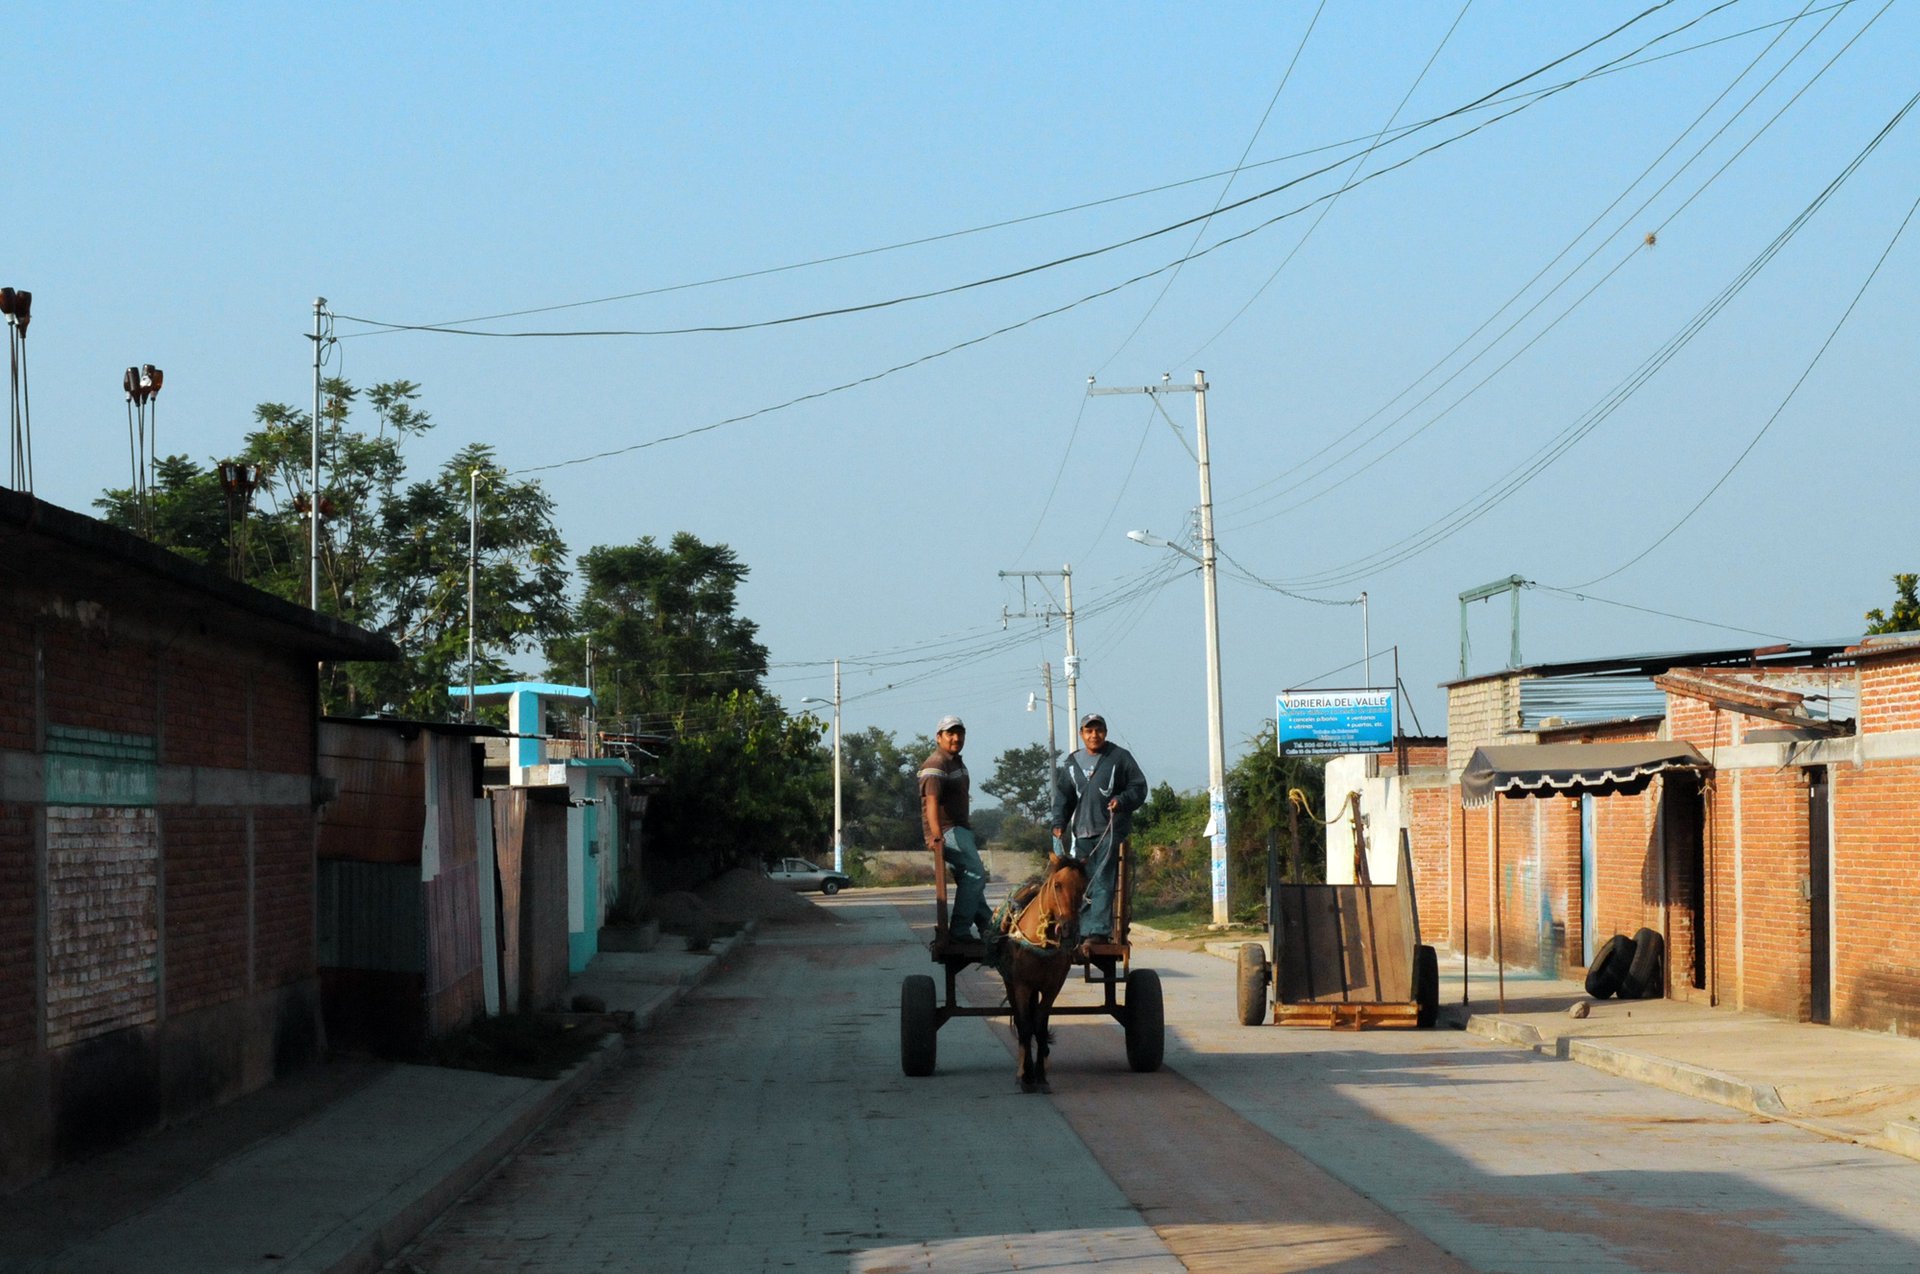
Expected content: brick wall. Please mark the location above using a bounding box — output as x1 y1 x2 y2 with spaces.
1860 649 1920 734
1832 758 1920 1034
161 650 254 771
162 808 249 1016
251 667 314 776
1726 766 1812 1019
0 615 32 751
1590 786 1661 948
253 808 313 989
0 804 33 1057
1408 784 1453 947
43 635 157 739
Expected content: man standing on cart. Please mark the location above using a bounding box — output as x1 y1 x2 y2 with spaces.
1051 712 1148 945
921 715 994 947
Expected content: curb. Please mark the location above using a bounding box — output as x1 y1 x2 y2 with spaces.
321 1034 627 1274
325 921 757 1274
1565 1038 1787 1117
1462 1014 1784 1117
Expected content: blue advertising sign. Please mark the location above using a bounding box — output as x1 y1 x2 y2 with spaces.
1277 689 1395 756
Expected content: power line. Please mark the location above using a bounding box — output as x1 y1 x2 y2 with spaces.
1572 176 1920 587
1220 0 1816 523
1253 80 1919 592
336 2 1686 344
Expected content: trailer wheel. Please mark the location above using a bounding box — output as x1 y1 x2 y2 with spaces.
1125 969 1165 1072
1619 928 1665 1000
1415 944 1439 1028
1235 944 1269 1026
901 975 937 1077
1584 933 1636 999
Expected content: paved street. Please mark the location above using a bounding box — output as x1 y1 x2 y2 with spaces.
391 891 1920 1273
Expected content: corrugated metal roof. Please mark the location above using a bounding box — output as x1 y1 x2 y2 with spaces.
1520 676 1666 729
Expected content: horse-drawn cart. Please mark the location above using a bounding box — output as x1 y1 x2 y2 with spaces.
900 840 1164 1079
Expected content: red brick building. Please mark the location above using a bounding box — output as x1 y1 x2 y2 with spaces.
0 490 394 1188
1423 639 1920 1038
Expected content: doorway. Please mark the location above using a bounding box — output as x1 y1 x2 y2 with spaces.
1661 773 1707 993
1808 766 1831 1024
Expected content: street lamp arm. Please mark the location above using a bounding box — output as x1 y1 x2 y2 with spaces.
1127 529 1201 563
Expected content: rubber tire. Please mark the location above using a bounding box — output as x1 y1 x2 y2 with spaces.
1125 969 1165 1073
900 975 937 1077
1415 944 1439 1028
1619 927 1665 1000
1236 944 1269 1026
822 880 841 896
1584 933 1637 999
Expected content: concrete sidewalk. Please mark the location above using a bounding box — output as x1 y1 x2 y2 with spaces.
0 927 753 1274
1202 937 1920 1164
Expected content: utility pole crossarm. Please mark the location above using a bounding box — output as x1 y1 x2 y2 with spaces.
1000 565 1079 729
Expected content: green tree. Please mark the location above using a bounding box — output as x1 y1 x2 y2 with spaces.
1866 574 1920 634
546 533 768 728
97 379 569 718
836 726 922 856
644 691 828 890
355 443 570 718
95 455 229 570
980 742 1053 821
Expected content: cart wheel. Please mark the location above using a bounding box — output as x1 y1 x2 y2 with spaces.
1125 969 1164 1073
1235 944 1269 1026
901 975 937 1076
1415 944 1439 1028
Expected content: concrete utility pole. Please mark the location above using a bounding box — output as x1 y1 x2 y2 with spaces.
1102 370 1229 926
801 666 845 874
309 298 327 612
831 660 842 873
999 566 1079 730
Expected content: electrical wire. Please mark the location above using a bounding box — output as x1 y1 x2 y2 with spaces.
1096 0 1330 375
1247 81 1920 593
1184 0 1476 365
337 2 1686 344
1571 178 1920 587
1524 582 1802 642
483 6 1742 480
1220 0 1810 522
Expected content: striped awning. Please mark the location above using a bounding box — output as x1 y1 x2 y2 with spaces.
1460 741 1709 808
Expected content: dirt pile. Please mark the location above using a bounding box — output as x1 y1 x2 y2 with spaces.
697 867 839 925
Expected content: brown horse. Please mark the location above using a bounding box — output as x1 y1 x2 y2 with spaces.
992 854 1089 1093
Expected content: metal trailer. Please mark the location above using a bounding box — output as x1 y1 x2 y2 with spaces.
1235 826 1439 1030
899 841 1164 1076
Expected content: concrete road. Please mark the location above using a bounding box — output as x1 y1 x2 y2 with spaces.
390 890 1920 1273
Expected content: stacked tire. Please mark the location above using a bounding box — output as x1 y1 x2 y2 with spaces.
1584 928 1665 1000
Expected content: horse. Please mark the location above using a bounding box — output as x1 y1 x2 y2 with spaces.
991 853 1089 1093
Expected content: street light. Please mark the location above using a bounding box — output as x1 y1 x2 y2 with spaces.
1129 525 1230 926
799 659 842 873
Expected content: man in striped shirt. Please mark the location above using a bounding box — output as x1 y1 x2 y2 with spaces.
921 714 993 946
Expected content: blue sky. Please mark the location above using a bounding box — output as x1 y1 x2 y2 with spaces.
13 1 1918 792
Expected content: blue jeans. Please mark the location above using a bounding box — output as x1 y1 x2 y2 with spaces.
1065 831 1119 939
943 827 993 940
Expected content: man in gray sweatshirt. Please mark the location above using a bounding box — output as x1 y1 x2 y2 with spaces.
1050 712 1148 944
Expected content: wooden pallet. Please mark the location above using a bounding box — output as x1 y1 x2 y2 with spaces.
1274 1000 1421 1030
